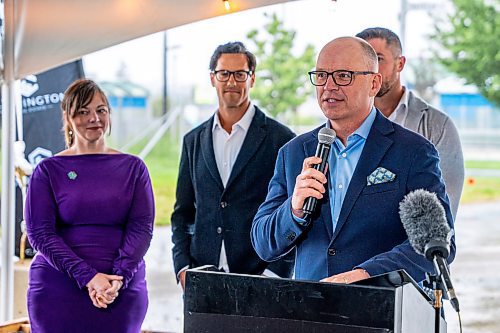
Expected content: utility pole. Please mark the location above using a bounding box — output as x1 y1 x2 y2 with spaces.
400 0 408 49
399 0 440 50
162 31 168 120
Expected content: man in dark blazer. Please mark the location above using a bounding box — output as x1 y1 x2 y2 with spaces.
171 41 295 289
251 37 455 284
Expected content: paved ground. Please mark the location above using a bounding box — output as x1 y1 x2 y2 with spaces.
142 201 500 333
2 201 498 332
443 202 500 333
142 228 184 332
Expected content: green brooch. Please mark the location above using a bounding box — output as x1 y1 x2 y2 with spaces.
67 171 77 180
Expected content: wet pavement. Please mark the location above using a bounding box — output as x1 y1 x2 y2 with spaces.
443 202 500 333
142 228 184 332
142 200 500 333
2 201 497 332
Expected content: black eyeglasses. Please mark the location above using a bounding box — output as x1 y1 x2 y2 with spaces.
308 70 375 86
212 70 252 82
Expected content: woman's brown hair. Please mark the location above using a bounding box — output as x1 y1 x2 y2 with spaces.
61 79 111 147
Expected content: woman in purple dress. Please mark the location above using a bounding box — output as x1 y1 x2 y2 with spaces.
25 79 155 333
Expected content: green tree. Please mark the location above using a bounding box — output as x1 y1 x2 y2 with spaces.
431 0 499 106
246 13 316 118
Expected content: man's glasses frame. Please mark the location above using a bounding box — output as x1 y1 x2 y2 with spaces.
308 70 375 86
212 70 253 82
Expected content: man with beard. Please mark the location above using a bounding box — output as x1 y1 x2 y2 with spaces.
356 27 464 219
171 41 295 290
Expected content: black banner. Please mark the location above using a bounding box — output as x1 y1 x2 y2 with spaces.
13 60 85 257
21 61 85 162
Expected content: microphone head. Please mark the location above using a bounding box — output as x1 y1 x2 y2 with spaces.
318 127 336 145
399 189 451 255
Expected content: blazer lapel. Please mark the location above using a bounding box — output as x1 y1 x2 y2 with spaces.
225 108 266 189
332 112 394 240
200 115 224 191
403 91 428 132
304 126 334 240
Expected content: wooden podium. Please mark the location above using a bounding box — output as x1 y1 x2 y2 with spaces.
184 267 446 332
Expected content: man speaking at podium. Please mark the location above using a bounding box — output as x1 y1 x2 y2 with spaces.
251 37 455 285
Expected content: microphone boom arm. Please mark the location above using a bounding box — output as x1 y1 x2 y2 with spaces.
425 240 460 312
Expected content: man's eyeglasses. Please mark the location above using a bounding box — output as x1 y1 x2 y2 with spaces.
212 70 252 82
308 70 375 86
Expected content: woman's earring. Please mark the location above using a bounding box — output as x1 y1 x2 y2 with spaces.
69 129 73 136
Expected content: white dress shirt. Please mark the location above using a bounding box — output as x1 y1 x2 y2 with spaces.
212 104 255 187
388 86 410 124
213 104 256 273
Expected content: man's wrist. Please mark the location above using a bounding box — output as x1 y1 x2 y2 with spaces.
291 209 310 226
354 268 370 277
177 266 189 281
291 206 305 219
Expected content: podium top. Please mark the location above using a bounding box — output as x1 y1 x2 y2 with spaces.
353 269 431 302
185 267 434 331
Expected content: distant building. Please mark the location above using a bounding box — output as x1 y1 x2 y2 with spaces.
99 81 152 147
434 77 500 153
434 77 500 130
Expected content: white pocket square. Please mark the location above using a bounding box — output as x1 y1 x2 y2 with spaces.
367 167 396 186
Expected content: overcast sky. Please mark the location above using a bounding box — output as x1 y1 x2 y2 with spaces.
83 0 448 96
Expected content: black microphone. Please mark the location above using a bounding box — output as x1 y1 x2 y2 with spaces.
399 189 459 312
302 127 336 221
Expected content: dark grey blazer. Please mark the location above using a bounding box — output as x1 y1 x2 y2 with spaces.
171 106 295 277
400 91 464 218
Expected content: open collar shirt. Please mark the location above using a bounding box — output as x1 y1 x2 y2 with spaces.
327 107 377 232
212 104 255 186
212 103 258 273
388 86 410 125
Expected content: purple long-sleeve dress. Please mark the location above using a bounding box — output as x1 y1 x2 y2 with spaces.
25 154 155 333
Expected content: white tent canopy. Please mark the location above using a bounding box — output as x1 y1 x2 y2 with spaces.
7 0 297 79
1 0 296 321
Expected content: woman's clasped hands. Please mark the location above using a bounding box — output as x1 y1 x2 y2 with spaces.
86 273 124 308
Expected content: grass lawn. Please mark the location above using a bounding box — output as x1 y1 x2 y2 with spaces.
465 160 500 170
131 134 181 226
462 161 500 204
2 137 498 226
461 177 500 204
140 134 500 225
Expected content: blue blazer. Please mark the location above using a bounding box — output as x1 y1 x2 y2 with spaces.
251 111 455 282
171 107 295 277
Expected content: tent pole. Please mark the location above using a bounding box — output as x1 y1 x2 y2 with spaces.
1 80 17 323
1 0 17 322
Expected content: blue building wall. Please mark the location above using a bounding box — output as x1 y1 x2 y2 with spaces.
440 93 500 129
108 96 147 108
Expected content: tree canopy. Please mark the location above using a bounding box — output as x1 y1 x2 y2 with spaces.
246 13 316 118
431 0 499 106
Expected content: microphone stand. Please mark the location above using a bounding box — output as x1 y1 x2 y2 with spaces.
424 272 444 333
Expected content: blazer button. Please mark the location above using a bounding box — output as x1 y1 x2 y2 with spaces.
328 248 336 256
220 201 228 208
216 227 222 234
